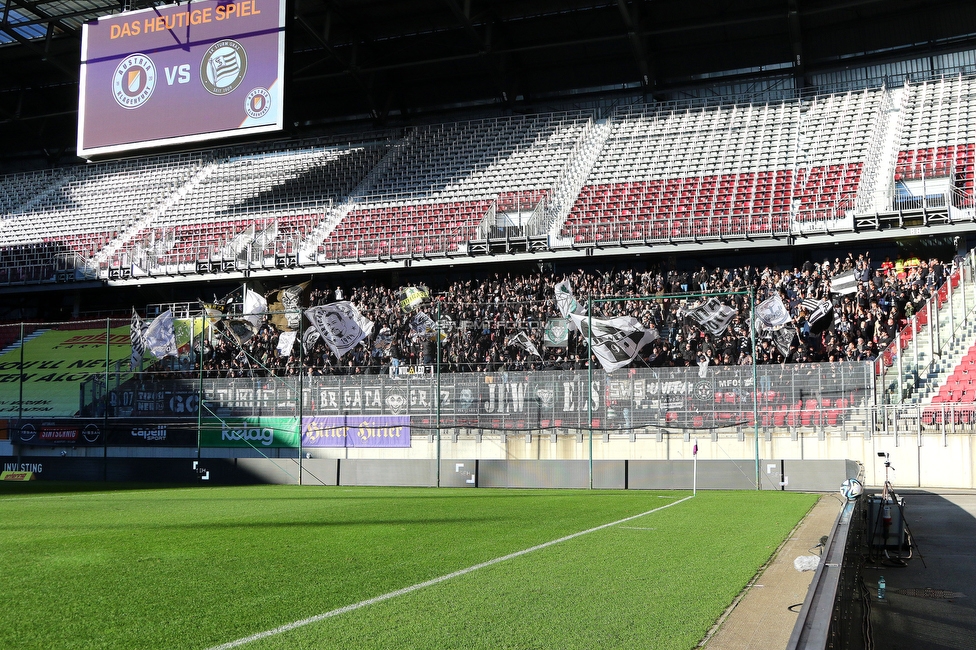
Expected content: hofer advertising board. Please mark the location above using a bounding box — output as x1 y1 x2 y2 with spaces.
78 0 285 158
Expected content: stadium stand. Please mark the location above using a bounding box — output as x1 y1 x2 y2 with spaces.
559 87 884 246
2 77 976 285
107 144 388 276
893 75 976 212
311 112 594 261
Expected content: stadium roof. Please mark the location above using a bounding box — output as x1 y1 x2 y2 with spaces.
2 0 976 165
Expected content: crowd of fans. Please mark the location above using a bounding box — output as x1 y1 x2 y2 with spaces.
191 249 965 378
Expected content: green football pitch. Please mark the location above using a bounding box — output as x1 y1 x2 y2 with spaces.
0 484 818 650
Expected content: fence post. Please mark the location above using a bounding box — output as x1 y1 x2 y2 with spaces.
18 321 24 422
895 328 903 403
948 270 955 343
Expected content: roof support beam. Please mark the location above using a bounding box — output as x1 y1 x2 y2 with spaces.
293 11 383 120
788 0 806 90
616 0 654 89
441 0 517 107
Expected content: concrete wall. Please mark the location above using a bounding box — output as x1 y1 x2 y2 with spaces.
0 454 856 491
5 428 973 489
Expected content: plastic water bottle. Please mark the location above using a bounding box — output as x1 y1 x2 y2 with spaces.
878 576 886 600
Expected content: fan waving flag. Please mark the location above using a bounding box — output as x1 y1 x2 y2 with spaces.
507 331 543 358
569 313 658 373
276 331 298 358
243 288 268 329
756 295 792 331
555 279 586 331
143 309 178 359
686 298 737 336
830 270 858 295
306 302 374 360
397 286 430 313
801 298 835 335
544 318 570 348
268 282 309 332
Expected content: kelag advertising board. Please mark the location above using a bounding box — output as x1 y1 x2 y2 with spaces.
78 0 285 158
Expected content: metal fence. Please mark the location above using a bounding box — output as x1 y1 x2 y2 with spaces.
76 363 874 433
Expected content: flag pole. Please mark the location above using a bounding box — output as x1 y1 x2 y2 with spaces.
693 438 698 496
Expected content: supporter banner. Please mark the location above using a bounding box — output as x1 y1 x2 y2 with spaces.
302 415 410 448
200 416 299 448
0 326 130 417
108 385 200 417
115 364 872 432
11 419 107 446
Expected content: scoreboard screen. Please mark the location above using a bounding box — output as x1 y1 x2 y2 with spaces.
77 0 285 158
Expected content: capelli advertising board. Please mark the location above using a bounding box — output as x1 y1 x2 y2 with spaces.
78 0 285 158
11 419 198 446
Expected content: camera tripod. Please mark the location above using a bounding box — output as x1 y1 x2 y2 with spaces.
869 453 925 567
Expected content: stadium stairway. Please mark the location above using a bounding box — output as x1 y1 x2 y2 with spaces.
900 267 976 404
856 86 903 215
95 159 215 267
300 131 417 261
546 117 613 237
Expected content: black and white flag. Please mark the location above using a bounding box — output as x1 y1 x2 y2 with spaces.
276 331 297 358
756 295 792 331
143 309 178 360
306 302 374 360
569 313 658 373
129 308 147 371
243 288 267 329
302 327 321 355
771 327 795 358
830 269 858 295
801 298 834 334
686 298 737 336
507 331 542 359
409 312 437 341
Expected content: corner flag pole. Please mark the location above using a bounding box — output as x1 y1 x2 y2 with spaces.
693 439 698 496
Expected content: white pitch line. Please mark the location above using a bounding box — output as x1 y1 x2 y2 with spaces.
207 494 695 650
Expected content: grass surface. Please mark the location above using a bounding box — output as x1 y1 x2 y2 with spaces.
0 484 817 649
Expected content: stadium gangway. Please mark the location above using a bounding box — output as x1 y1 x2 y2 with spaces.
876 249 976 404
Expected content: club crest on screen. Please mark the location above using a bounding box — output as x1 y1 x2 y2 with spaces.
200 39 248 95
112 53 157 109
244 87 272 119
